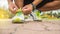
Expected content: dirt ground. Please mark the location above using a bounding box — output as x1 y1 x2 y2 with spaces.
0 19 60 34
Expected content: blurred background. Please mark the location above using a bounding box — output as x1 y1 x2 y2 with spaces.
0 0 8 10
0 0 13 19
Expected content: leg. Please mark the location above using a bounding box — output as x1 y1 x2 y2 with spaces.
38 1 60 11
15 0 23 8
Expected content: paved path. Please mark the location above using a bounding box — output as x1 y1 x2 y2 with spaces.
0 19 60 34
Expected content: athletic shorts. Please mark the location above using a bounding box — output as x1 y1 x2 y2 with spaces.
24 0 53 8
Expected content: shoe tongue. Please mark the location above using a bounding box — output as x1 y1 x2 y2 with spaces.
17 8 22 12
15 8 24 16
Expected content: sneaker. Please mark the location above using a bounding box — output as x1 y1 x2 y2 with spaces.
30 9 42 21
24 14 33 21
12 8 24 23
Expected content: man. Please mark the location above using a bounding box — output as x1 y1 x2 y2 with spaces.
8 0 60 15
8 0 42 15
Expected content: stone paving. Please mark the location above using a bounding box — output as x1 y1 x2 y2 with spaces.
0 19 60 34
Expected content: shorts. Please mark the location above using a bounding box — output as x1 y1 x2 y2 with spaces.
24 0 53 8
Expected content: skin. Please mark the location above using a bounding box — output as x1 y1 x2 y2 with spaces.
15 0 23 8
8 0 18 14
8 0 60 14
39 1 60 11
8 0 23 14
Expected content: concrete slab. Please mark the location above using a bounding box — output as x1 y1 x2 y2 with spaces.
0 19 60 34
